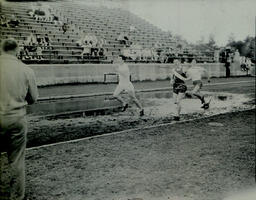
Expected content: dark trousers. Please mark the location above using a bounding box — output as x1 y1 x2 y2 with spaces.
0 116 27 200
225 62 231 77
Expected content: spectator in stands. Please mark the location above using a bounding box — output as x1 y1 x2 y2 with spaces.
129 25 137 32
117 32 129 46
25 33 37 46
44 34 52 49
8 15 20 28
36 46 43 60
225 54 231 77
0 15 9 27
98 38 106 57
18 45 26 60
99 47 105 57
142 48 152 62
245 57 252 69
36 34 43 45
52 15 59 25
154 41 162 57
98 38 106 48
150 47 157 61
81 41 92 58
89 34 98 46
62 23 69 34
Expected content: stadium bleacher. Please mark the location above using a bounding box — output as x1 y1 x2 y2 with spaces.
0 0 215 64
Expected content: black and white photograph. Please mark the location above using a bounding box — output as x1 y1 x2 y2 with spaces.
0 0 255 199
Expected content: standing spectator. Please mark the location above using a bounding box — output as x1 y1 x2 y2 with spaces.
225 54 231 77
0 38 38 200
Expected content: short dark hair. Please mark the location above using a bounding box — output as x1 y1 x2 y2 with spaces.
1 38 18 52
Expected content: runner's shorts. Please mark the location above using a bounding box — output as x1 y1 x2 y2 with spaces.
173 83 187 94
193 80 203 89
114 82 135 96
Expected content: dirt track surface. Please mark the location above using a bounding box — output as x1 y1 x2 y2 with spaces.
27 78 255 148
25 109 255 200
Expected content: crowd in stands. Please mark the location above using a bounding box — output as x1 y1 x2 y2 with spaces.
17 33 53 61
27 3 62 25
76 33 106 59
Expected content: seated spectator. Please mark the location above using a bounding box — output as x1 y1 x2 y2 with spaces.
52 15 60 24
141 48 152 61
62 23 69 34
81 41 92 58
98 47 105 57
117 32 129 46
25 33 37 46
8 15 20 28
98 38 106 48
36 46 43 60
89 34 98 46
44 34 52 49
97 38 106 57
35 34 43 45
121 46 132 59
151 47 158 61
34 9 46 21
0 15 9 27
129 25 137 32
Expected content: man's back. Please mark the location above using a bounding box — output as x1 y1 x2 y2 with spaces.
0 54 38 117
118 63 130 85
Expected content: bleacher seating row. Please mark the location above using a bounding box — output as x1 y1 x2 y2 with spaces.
0 0 215 64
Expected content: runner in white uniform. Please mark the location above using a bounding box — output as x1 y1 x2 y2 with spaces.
185 59 211 109
113 56 144 116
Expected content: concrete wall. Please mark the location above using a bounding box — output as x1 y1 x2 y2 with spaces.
30 63 249 86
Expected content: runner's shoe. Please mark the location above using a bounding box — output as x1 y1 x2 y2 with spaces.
173 116 180 121
201 102 210 110
139 109 144 116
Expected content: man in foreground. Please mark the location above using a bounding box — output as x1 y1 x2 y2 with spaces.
0 38 38 200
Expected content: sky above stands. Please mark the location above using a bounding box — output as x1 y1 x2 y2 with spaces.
119 0 256 46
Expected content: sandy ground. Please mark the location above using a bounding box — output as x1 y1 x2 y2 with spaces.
25 109 255 200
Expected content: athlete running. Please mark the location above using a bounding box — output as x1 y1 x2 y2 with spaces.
185 59 211 109
113 56 144 116
170 59 188 121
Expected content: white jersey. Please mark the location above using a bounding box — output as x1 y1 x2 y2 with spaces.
186 66 205 81
118 63 130 85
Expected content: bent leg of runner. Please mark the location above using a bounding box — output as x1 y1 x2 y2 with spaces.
173 92 178 104
127 90 143 110
189 84 205 104
113 85 126 106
